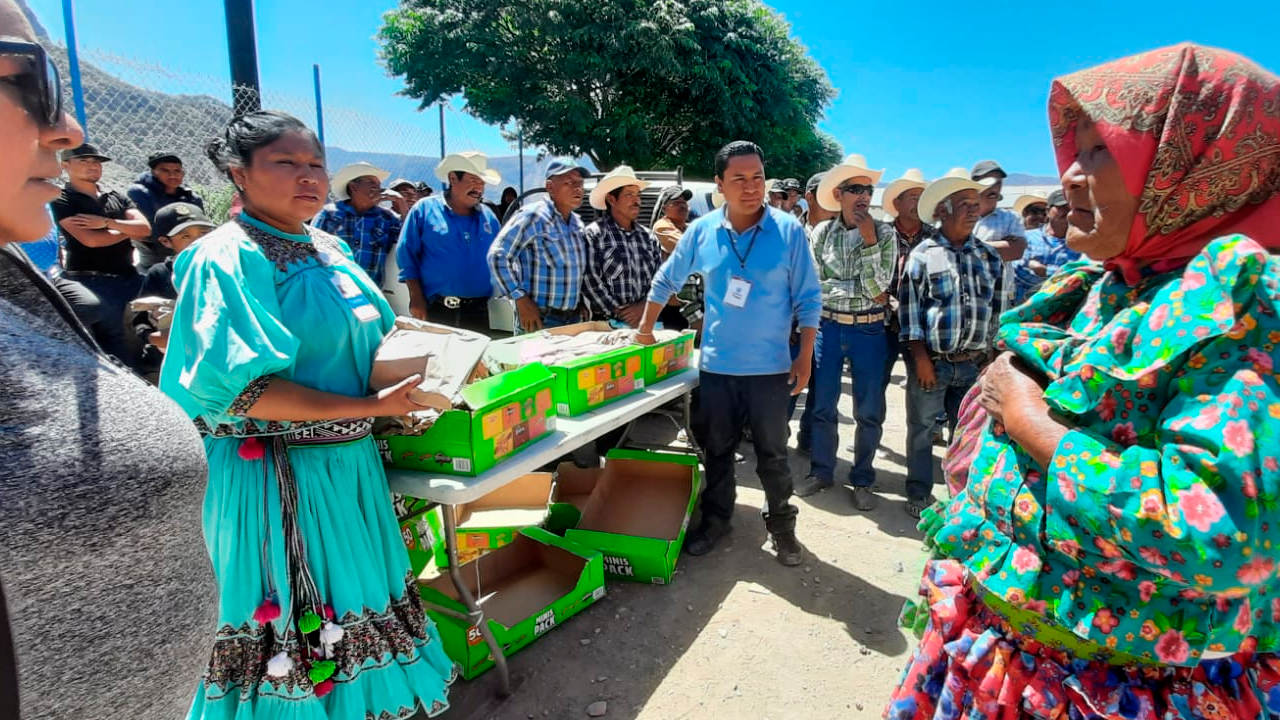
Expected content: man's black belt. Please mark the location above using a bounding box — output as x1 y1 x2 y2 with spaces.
931 350 987 364
429 296 488 310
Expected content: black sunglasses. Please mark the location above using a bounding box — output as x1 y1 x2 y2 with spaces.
837 183 874 196
0 40 62 127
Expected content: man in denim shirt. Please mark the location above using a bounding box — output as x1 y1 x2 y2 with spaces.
638 141 822 566
1013 189 1080 303
314 161 401 286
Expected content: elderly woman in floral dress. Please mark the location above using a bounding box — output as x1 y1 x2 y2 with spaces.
889 44 1280 719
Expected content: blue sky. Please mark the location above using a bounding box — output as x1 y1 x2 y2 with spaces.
29 0 1280 180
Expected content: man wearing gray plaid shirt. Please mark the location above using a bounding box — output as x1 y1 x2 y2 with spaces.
794 155 896 509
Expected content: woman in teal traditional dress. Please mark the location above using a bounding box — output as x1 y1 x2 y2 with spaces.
160 111 455 719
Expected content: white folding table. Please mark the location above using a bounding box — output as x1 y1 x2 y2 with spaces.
386 368 701 694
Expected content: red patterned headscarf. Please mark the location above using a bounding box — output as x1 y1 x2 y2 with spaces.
1049 43 1280 284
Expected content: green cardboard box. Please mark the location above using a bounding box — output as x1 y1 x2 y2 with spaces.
418 527 606 680
487 322 645 417
544 461 603 535
396 496 437 579
641 330 696 386
564 449 700 584
421 472 554 569
376 363 557 477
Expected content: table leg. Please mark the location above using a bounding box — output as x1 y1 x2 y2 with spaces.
441 504 512 696
681 391 705 463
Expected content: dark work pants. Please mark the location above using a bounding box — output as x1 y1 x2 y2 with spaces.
64 271 142 369
697 371 798 535
428 300 492 335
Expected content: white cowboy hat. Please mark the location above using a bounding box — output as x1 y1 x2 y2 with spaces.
917 168 997 223
1013 193 1049 216
331 161 390 201
435 151 502 185
388 177 416 191
589 165 652 210
881 168 928 218
711 191 725 209
816 154 885 212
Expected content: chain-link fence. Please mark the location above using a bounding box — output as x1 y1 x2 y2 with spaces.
49 45 442 223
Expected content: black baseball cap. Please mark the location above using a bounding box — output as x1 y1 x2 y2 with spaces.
153 202 216 239
61 143 111 162
781 178 802 192
805 172 826 194
1047 189 1067 207
970 160 1006 180
147 152 182 168
658 185 693 205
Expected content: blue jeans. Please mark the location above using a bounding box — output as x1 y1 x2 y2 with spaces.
904 357 980 499
809 317 888 487
788 336 815 447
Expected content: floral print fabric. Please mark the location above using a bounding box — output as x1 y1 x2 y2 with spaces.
928 235 1280 667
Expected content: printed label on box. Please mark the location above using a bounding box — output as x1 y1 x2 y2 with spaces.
419 516 437 548
494 430 514 459
536 388 552 413
482 410 503 440
528 414 546 439
592 586 606 601
534 609 556 636
547 416 557 432
594 365 610 385
587 385 605 406
635 378 645 390
452 457 473 473
557 403 570 416
626 355 641 374
513 421 530 447
400 525 414 550
652 577 666 586
603 555 635 577
466 626 484 647
577 367 595 389
377 438 392 464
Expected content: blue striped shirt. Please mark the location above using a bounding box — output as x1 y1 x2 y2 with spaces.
487 197 586 312
313 200 401 285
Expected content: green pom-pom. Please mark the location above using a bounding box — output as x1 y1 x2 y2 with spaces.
299 611 322 634
308 660 336 684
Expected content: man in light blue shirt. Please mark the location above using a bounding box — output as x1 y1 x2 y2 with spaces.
637 141 821 567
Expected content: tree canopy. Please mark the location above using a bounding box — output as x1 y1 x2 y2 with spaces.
378 0 841 178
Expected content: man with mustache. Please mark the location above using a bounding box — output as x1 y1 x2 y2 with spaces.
898 169 1006 518
396 152 503 333
795 155 896 509
582 166 664 327
489 157 590 331
314 161 402 286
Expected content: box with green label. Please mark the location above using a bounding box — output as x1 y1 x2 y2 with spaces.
564 449 700 584
376 363 557 476
420 472 554 569
486 322 645 417
642 330 696 386
418 527 605 680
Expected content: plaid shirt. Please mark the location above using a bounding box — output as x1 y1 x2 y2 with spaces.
313 200 401 285
582 214 664 316
811 217 898 313
1012 228 1083 303
974 207 1025 307
886 221 936 332
487 197 586 312
898 234 1006 355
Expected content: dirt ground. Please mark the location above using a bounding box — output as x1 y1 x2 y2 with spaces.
441 362 932 720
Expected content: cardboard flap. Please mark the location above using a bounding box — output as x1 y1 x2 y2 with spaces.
552 462 603 510
485 322 630 369
370 318 490 409
459 363 554 411
423 532 592 628
453 472 553 528
575 453 696 541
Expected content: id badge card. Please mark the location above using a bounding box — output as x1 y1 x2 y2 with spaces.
332 274 380 322
725 275 752 309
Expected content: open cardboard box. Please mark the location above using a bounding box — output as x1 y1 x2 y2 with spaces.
545 461 604 535
421 472 554 569
564 449 700 584
370 317 490 410
376 363 557 476
419 527 605 680
486 321 645 416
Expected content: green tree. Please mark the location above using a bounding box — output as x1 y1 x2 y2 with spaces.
379 0 841 178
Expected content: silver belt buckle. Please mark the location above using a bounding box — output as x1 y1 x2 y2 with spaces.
443 296 461 309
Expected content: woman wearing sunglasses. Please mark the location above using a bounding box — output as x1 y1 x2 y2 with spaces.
0 2 215 719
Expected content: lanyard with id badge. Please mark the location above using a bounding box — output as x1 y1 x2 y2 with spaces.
331 273 381 323
725 227 761 309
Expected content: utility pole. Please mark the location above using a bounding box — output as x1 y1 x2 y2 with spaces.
224 0 262 114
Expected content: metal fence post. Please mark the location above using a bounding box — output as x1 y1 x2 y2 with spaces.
312 64 325 146
224 0 262 113
60 0 88 135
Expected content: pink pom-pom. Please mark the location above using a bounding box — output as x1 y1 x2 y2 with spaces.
238 437 265 461
323 605 336 621
252 598 281 624
313 679 334 698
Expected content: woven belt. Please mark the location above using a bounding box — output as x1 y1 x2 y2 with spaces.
821 308 885 325
196 417 373 445
931 350 986 364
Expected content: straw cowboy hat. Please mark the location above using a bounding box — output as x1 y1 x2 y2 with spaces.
331 162 389 201
816 154 885 212
589 165 651 210
917 168 997 223
881 169 928 218
434 151 502 185
1013 192 1049 216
